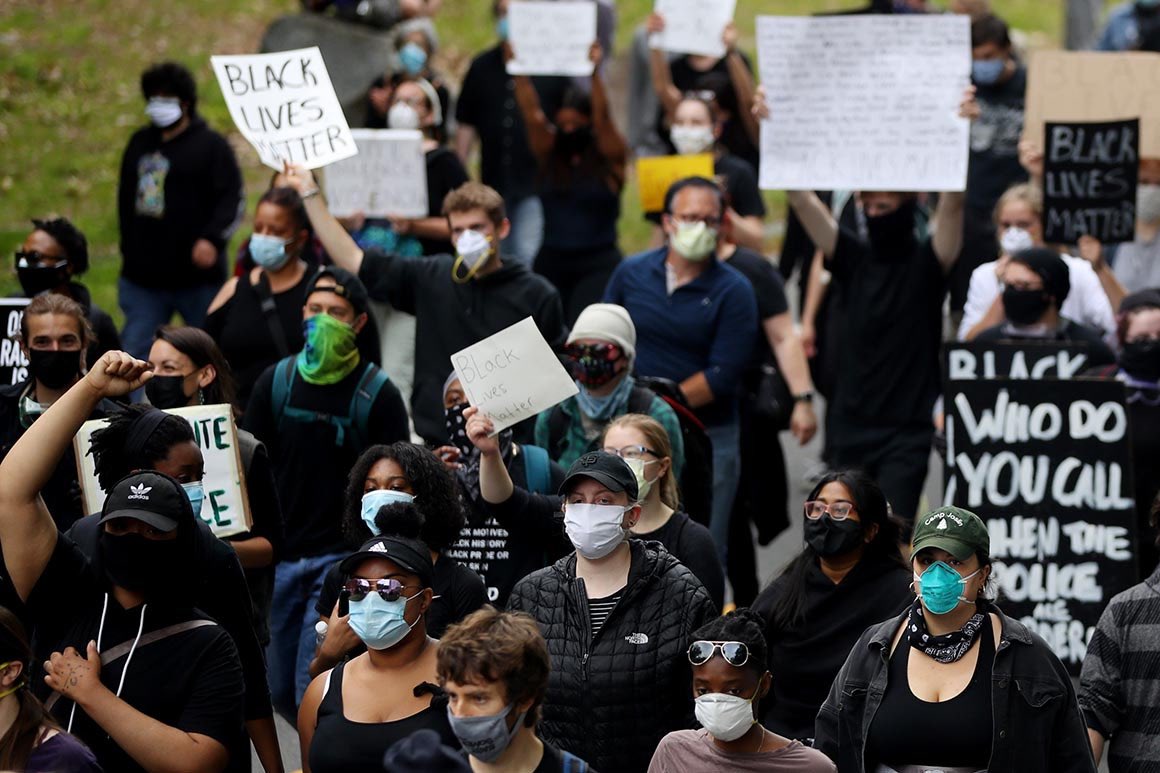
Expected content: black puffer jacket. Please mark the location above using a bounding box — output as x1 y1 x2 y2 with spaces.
507 540 716 773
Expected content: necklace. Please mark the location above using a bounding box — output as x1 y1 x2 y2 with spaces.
754 727 766 754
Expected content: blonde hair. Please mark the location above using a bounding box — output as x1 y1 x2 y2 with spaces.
993 182 1043 227
602 413 679 509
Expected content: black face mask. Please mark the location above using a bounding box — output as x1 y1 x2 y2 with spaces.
28 349 82 390
804 515 865 557
445 402 473 458
1120 339 1160 382
98 531 181 594
145 374 192 410
864 199 918 254
555 126 592 158
17 263 69 297
1002 286 1052 326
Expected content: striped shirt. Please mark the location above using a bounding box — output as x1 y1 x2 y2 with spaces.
589 592 622 640
1079 567 1160 772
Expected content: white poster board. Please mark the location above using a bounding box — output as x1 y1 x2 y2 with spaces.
756 15 971 192
450 317 578 434
506 1 597 77
650 0 737 59
322 129 428 218
74 404 252 538
211 46 357 170
0 299 30 386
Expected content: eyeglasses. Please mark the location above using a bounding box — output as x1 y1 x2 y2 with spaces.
14 251 68 270
672 215 721 228
804 500 857 521
342 578 418 603
602 445 658 461
688 640 750 668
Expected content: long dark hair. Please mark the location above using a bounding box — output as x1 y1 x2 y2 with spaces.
544 87 613 188
0 607 59 768
767 471 904 632
153 325 237 408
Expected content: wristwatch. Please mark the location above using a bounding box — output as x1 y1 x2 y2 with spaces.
793 391 815 404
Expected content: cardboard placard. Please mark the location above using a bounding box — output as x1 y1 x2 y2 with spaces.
322 129 428 218
506 1 597 77
636 153 715 214
0 299 30 386
649 0 737 58
75 404 253 538
756 14 970 192
211 46 357 170
1042 119 1139 245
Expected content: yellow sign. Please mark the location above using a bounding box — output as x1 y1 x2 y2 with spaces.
637 154 715 214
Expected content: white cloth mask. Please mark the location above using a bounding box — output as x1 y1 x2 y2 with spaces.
564 503 628 559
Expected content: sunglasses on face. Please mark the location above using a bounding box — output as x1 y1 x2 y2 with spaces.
15 251 67 270
688 640 750 668
563 342 622 363
342 578 417 603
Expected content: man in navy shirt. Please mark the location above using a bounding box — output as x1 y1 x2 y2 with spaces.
604 176 757 563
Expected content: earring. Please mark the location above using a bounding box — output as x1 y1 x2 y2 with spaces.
198 388 205 405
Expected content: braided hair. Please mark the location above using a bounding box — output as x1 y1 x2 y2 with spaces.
89 404 195 493
689 608 769 677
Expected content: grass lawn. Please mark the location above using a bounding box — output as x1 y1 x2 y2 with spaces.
0 0 1107 328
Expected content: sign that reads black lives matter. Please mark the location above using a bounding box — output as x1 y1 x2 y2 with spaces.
0 299 30 386
944 377 1136 674
1042 118 1139 244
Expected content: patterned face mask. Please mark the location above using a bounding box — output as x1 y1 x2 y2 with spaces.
563 342 625 388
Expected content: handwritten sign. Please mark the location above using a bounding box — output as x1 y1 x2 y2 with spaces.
322 129 428 218
450 317 578 434
1023 51 1160 158
946 341 1092 382
636 154 715 214
74 404 253 538
211 46 356 170
756 15 970 192
0 300 30 386
650 0 737 58
1042 119 1139 245
506 1 597 77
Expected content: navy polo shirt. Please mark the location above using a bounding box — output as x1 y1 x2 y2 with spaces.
603 247 757 427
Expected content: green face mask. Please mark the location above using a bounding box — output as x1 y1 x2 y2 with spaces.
297 313 360 385
670 220 718 262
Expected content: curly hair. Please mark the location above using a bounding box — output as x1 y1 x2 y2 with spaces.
689 608 768 678
343 442 464 551
89 405 195 493
31 217 88 274
141 61 197 114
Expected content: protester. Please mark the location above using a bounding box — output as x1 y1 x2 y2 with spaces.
1095 0 1160 51
751 471 911 740
15 217 120 365
816 506 1095 772
0 352 247 772
306 0 441 30
1110 158 1160 293
605 177 758 562
439 606 597 773
513 43 627 324
117 61 243 360
367 19 452 137
282 164 566 446
243 267 409 716
298 533 458 772
648 609 835 772
382 728 472 772
507 448 717 773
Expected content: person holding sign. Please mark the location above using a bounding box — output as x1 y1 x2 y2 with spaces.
816 506 1095 773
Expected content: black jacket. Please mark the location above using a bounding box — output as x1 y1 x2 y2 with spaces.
815 603 1096 773
507 540 716 773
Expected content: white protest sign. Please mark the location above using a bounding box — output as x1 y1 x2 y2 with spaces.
323 129 428 218
506 1 597 77
650 0 737 59
450 317 578 434
211 46 357 170
756 15 970 192
74 404 253 538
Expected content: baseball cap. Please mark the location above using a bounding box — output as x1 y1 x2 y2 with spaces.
305 266 369 316
340 535 434 588
98 471 188 532
560 451 639 501
1120 288 1160 315
910 506 990 561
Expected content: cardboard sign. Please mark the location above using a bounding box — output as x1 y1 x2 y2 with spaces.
649 0 737 58
636 153 715 214
450 317 578 434
1042 119 1139 245
756 14 970 192
75 404 253 538
506 1 597 77
211 46 357 170
322 129 428 218
1023 50 1160 158
0 299 30 386
943 377 1136 674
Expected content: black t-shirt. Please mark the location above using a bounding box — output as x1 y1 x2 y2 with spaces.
644 153 765 222
419 148 470 256
28 538 247 773
967 66 1028 215
724 247 790 370
634 514 724 610
667 54 759 169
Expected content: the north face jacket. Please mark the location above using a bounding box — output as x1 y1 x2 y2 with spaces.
508 540 716 773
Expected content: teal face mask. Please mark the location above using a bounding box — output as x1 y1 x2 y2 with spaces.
360 489 416 535
182 481 205 520
297 313 360 385
915 561 980 615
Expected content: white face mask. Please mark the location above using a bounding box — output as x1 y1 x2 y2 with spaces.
451 229 493 282
999 226 1034 256
670 125 715 156
694 693 757 742
145 97 183 128
388 102 422 130
564 503 628 560
1137 183 1160 224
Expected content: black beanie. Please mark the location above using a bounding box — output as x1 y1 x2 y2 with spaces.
1010 247 1070 307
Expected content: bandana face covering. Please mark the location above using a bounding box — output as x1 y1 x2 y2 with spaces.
906 600 987 664
297 313 360 385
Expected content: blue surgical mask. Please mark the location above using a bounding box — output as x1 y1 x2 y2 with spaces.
182 481 205 520
446 703 527 763
249 233 292 271
398 42 428 75
360 489 416 535
347 591 420 650
496 16 509 41
971 58 1006 86
915 561 981 615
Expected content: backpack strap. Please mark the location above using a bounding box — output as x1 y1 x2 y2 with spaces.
521 444 551 495
270 357 297 432
253 271 290 359
627 385 655 415
545 404 571 460
348 363 391 450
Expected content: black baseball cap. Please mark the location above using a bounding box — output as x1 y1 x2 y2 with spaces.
97 471 189 532
340 535 434 587
560 451 639 500
305 266 369 316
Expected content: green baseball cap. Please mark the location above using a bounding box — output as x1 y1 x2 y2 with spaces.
910 506 989 561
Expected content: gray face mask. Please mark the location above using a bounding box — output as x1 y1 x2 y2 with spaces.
445 703 526 763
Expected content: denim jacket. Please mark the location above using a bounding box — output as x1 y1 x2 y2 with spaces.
814 604 1096 772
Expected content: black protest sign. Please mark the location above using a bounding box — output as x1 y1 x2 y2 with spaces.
0 300 30 386
944 378 1136 673
1042 118 1139 245
944 341 1092 382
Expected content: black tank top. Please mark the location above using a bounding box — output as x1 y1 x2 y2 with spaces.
866 617 995 769
307 661 459 773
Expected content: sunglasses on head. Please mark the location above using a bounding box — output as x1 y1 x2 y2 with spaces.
688 640 750 668
342 578 416 603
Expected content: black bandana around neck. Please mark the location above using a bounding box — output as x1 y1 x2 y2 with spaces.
906 599 987 664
